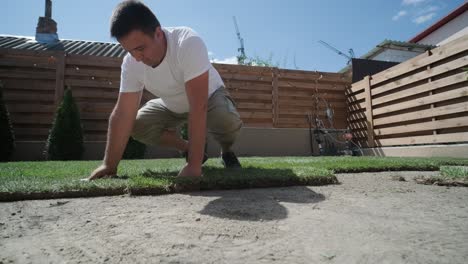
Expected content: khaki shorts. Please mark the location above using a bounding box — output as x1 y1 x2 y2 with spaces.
132 87 243 148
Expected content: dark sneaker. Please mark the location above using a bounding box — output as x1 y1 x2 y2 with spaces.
183 151 209 165
221 152 242 168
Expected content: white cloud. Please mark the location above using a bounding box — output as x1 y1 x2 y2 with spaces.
392 10 408 21
417 5 439 15
402 0 428 6
397 1 439 24
413 12 436 24
211 56 238 64
208 51 238 64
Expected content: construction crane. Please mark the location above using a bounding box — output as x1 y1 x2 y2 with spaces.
232 16 247 64
318 40 355 65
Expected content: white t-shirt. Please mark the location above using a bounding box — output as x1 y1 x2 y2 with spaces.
119 27 225 113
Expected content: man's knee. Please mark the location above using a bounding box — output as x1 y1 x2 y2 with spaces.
212 122 242 146
130 117 162 146
208 104 242 132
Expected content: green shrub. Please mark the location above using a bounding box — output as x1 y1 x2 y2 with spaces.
179 122 207 156
0 81 15 161
180 122 188 140
45 87 84 160
122 136 146 159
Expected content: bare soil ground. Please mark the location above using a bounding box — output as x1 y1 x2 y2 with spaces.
1 171 467 264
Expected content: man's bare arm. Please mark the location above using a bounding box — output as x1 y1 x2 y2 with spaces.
179 71 208 177
88 91 142 180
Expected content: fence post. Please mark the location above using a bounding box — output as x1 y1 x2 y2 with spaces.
363 75 375 147
272 67 279 127
54 51 65 106
426 50 437 136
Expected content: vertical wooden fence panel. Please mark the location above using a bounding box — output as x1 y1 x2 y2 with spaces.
363 76 375 147
54 51 65 106
347 35 468 147
272 68 279 127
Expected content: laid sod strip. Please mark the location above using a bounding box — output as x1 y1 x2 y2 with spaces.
1 156 467 201
440 166 468 178
0 158 336 201
240 156 468 173
415 166 468 187
132 166 336 195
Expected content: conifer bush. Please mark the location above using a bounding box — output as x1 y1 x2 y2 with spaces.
0 81 15 161
45 87 84 160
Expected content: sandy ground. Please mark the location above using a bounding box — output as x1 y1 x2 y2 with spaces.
1 171 468 264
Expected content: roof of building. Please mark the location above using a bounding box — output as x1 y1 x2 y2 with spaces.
338 40 435 73
409 2 468 43
0 35 127 58
359 39 434 60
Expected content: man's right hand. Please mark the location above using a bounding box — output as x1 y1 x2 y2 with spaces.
88 164 117 181
86 91 142 182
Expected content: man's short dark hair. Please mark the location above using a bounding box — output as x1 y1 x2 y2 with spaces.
110 0 161 40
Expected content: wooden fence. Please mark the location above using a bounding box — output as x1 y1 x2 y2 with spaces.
0 48 349 141
347 35 468 147
218 65 349 128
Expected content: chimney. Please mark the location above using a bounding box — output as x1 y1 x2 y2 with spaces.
35 0 59 43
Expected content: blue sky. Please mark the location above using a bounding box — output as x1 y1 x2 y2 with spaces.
1 0 465 72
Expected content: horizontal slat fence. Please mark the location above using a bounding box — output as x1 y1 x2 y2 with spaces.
64 54 122 141
276 69 349 129
216 64 276 128
1 48 349 141
0 49 57 141
347 35 468 147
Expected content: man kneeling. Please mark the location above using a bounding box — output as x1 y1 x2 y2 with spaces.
88 1 242 180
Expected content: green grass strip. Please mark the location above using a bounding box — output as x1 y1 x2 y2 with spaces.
415 166 468 187
1 156 467 201
238 156 468 173
0 157 336 201
440 166 468 178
